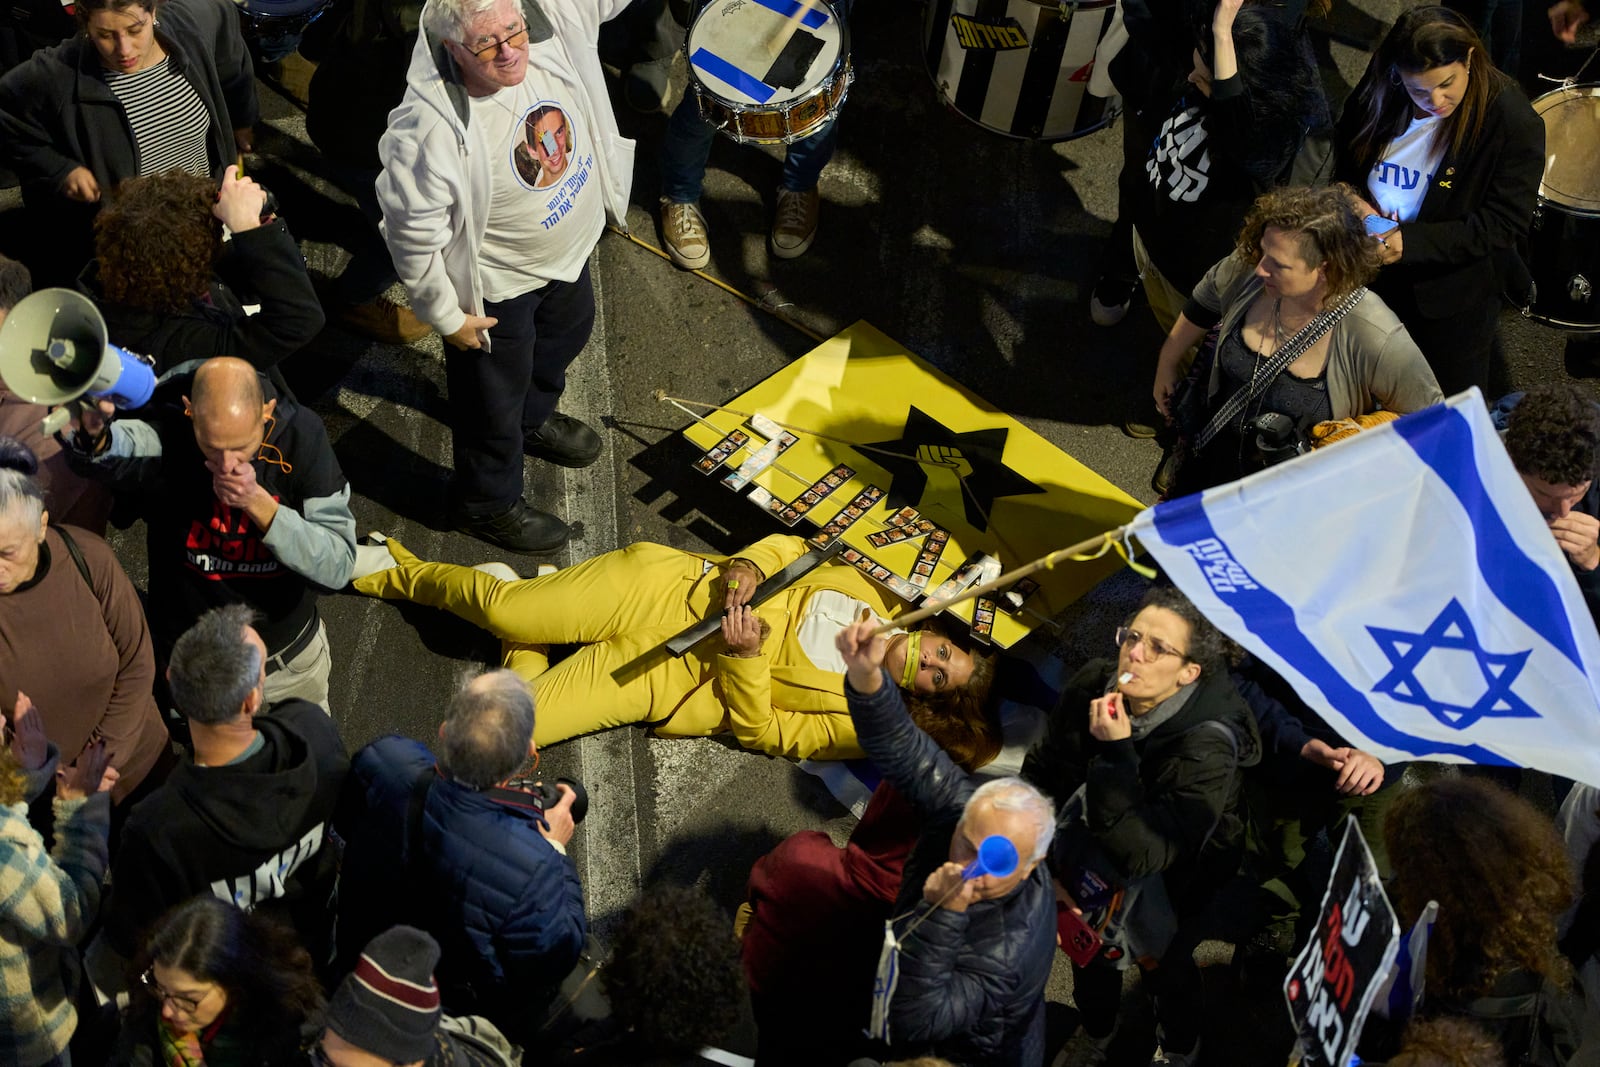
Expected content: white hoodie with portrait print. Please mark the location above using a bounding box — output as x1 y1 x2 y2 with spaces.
376 0 635 346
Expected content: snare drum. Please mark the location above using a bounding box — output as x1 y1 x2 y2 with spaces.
922 0 1120 141
1526 83 1600 331
686 0 853 145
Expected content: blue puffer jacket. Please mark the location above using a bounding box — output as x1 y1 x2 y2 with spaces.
334 737 585 1035
848 675 1056 1067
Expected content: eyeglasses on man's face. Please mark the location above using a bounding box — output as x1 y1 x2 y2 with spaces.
462 22 528 60
1115 626 1188 663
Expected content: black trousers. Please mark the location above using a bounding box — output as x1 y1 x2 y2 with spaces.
445 263 595 517
1072 926 1205 1053
1372 273 1499 398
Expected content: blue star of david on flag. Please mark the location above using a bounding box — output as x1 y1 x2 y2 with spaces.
1366 600 1539 731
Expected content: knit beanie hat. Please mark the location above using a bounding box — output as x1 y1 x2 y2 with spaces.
325 926 442 1061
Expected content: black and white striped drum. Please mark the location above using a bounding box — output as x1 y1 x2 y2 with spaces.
922 0 1120 141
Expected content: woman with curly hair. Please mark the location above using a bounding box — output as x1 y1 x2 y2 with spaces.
82 166 323 379
111 895 324 1066
1335 6 1543 396
1374 777 1583 1065
1152 183 1443 496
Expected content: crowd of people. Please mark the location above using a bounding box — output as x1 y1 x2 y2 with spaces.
0 0 1599 1062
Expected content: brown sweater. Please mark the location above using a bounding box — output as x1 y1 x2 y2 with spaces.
0 526 167 801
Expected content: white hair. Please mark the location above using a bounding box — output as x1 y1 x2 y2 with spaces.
962 777 1056 866
422 0 510 45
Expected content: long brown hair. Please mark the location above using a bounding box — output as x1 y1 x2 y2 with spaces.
1343 6 1507 180
904 620 1002 772
1233 184 1385 301
1385 778 1573 1002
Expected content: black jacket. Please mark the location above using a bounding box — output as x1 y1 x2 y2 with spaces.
847 674 1056 1067
1335 82 1544 324
71 371 357 655
0 0 257 208
101 700 348 961
1022 658 1261 912
79 219 325 377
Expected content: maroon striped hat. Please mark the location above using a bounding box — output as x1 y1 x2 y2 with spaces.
325 926 442 1060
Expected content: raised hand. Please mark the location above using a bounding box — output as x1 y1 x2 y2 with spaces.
4 692 48 771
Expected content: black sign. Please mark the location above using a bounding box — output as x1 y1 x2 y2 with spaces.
1283 820 1400 1067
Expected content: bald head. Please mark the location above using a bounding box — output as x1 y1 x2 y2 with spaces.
185 358 273 472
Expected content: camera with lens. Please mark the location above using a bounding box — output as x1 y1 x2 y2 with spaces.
1244 411 1310 469
501 775 590 824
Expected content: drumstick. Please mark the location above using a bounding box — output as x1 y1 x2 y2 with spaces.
768 0 818 58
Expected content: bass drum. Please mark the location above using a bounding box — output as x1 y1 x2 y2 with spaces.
922 0 1119 141
1526 83 1600 332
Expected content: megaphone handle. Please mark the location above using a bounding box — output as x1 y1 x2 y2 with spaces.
39 402 74 439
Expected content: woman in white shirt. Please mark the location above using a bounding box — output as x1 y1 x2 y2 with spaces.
1333 5 1543 397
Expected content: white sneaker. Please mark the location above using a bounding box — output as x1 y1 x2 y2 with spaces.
473 561 520 581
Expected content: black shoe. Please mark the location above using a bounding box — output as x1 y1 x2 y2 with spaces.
454 500 571 553
526 413 603 468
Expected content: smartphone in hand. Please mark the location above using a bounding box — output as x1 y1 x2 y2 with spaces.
1363 214 1399 240
1056 900 1104 967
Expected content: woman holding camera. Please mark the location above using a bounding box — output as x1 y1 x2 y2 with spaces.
1152 184 1443 497
1335 5 1543 396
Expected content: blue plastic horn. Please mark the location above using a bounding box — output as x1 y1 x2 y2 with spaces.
962 835 1019 880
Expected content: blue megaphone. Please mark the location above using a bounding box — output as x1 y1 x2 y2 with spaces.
0 288 156 435
962 835 1019 880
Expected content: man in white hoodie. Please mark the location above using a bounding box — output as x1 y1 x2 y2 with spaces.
377 0 634 553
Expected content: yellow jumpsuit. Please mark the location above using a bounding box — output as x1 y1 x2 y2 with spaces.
353 535 903 760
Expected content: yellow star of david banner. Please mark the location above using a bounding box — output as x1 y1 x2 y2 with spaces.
682 321 1143 648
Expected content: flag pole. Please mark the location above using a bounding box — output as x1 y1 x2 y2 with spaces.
868 525 1135 638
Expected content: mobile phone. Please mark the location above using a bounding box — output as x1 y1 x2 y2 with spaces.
1363 214 1399 239
1056 900 1104 967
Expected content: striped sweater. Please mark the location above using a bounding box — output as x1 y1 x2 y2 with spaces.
0 751 111 1067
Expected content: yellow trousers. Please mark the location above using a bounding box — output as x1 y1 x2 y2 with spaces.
354 539 724 747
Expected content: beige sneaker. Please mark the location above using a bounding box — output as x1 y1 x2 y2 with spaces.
771 187 820 259
659 198 710 270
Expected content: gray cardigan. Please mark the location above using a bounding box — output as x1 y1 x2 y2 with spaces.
1183 255 1444 421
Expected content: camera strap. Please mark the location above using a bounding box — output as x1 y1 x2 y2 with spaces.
1193 286 1367 452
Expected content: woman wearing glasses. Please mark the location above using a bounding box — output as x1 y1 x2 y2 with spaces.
1022 584 1260 1067
111 896 323 1066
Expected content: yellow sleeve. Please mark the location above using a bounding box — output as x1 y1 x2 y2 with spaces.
715 653 866 761
715 535 811 583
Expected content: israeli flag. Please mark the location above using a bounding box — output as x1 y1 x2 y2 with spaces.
1129 391 1600 786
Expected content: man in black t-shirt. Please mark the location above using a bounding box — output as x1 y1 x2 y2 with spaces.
68 355 356 710
85 604 348 994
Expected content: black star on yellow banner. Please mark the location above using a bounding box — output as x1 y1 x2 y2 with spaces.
682 321 1142 647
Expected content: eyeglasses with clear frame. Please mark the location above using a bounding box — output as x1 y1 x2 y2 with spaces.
1114 626 1188 663
463 22 528 60
139 967 214 1015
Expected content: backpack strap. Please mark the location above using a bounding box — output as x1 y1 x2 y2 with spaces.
51 524 93 591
